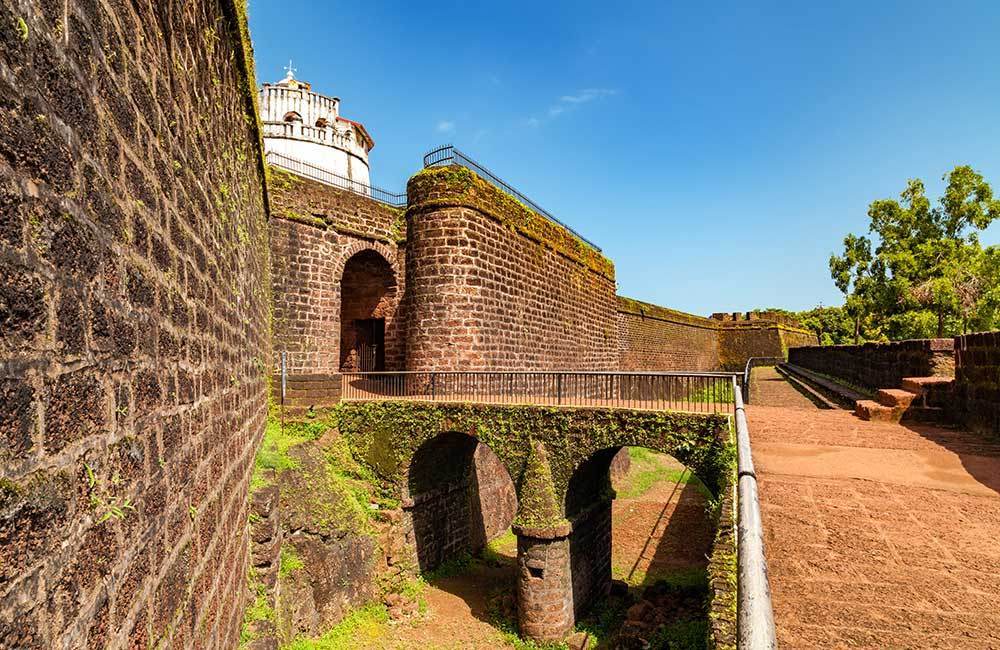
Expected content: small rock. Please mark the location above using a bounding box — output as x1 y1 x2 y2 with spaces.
565 631 590 649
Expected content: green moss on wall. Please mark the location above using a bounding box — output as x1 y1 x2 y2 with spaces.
333 401 733 519
407 165 614 281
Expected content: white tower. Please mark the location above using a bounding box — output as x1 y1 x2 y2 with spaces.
260 66 374 186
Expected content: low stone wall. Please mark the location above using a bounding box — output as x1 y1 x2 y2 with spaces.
706 483 736 650
954 331 1000 438
788 338 955 391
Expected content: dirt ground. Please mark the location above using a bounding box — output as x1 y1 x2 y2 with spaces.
749 367 1000 649
352 450 712 649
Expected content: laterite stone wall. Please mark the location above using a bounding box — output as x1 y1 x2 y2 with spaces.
788 338 955 391
267 170 405 404
0 1 269 648
405 166 618 371
617 297 721 371
954 331 1000 438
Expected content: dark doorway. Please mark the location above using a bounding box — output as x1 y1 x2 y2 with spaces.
339 249 396 372
353 318 385 372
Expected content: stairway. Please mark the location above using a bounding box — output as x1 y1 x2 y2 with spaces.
854 377 953 423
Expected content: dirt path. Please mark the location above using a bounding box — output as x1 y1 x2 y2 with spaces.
748 370 1000 649
751 366 822 409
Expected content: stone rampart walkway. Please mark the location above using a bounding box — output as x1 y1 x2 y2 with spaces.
748 368 1000 649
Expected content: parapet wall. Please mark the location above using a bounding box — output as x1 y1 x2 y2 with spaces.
788 339 955 391
954 331 1000 438
405 166 618 371
0 1 269 648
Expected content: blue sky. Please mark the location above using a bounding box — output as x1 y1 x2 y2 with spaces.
248 1 1000 316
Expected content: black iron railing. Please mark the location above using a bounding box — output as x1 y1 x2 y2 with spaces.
341 371 737 414
266 151 407 207
422 145 603 252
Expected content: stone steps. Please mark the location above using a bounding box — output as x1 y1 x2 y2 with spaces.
855 379 953 424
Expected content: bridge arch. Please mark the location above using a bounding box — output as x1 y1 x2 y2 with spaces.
403 431 517 572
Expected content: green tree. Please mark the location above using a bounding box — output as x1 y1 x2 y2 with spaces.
829 233 880 343
831 165 1000 340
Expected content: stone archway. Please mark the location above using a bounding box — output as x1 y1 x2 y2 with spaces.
338 248 397 372
403 432 517 572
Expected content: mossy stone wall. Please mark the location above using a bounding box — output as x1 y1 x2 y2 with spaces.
0 1 269 647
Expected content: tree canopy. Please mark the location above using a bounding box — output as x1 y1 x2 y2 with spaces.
828 165 1000 341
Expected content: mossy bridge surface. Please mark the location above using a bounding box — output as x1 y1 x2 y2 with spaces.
330 370 746 644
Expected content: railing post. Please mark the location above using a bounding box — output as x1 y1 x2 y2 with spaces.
430 373 436 401
556 374 563 405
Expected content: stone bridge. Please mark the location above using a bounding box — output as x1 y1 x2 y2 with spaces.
335 400 734 641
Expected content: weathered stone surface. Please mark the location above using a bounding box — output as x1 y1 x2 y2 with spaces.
0 1 269 647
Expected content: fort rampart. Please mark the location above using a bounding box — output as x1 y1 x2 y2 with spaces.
618 297 817 372
0 1 269 647
404 166 619 371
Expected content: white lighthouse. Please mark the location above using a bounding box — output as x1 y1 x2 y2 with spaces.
259 67 374 186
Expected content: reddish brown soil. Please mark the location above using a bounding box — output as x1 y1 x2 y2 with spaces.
749 368 1000 649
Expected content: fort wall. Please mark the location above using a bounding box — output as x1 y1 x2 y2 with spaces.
405 166 618 371
617 298 721 370
0 1 269 647
267 169 405 405
617 297 817 372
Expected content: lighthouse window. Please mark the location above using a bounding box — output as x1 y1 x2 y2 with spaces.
282 111 302 123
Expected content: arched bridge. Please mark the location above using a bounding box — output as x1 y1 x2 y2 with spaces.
334 371 739 642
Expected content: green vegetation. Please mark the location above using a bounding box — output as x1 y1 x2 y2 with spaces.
828 165 1000 341
648 619 708 650
617 447 707 500
279 544 305 578
16 16 28 42
84 463 135 524
284 602 389 650
251 416 327 490
239 566 275 648
686 381 735 405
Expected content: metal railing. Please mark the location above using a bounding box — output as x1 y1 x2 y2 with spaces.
733 378 778 648
341 371 738 414
266 151 407 207
422 145 603 252
742 357 785 404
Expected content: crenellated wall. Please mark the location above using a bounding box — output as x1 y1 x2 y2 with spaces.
0 1 269 647
404 166 618 372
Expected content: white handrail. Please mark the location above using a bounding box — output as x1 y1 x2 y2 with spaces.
734 378 778 648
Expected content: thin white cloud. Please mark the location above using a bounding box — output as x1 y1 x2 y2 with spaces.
436 120 455 133
535 87 617 125
559 88 617 104
526 117 541 128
